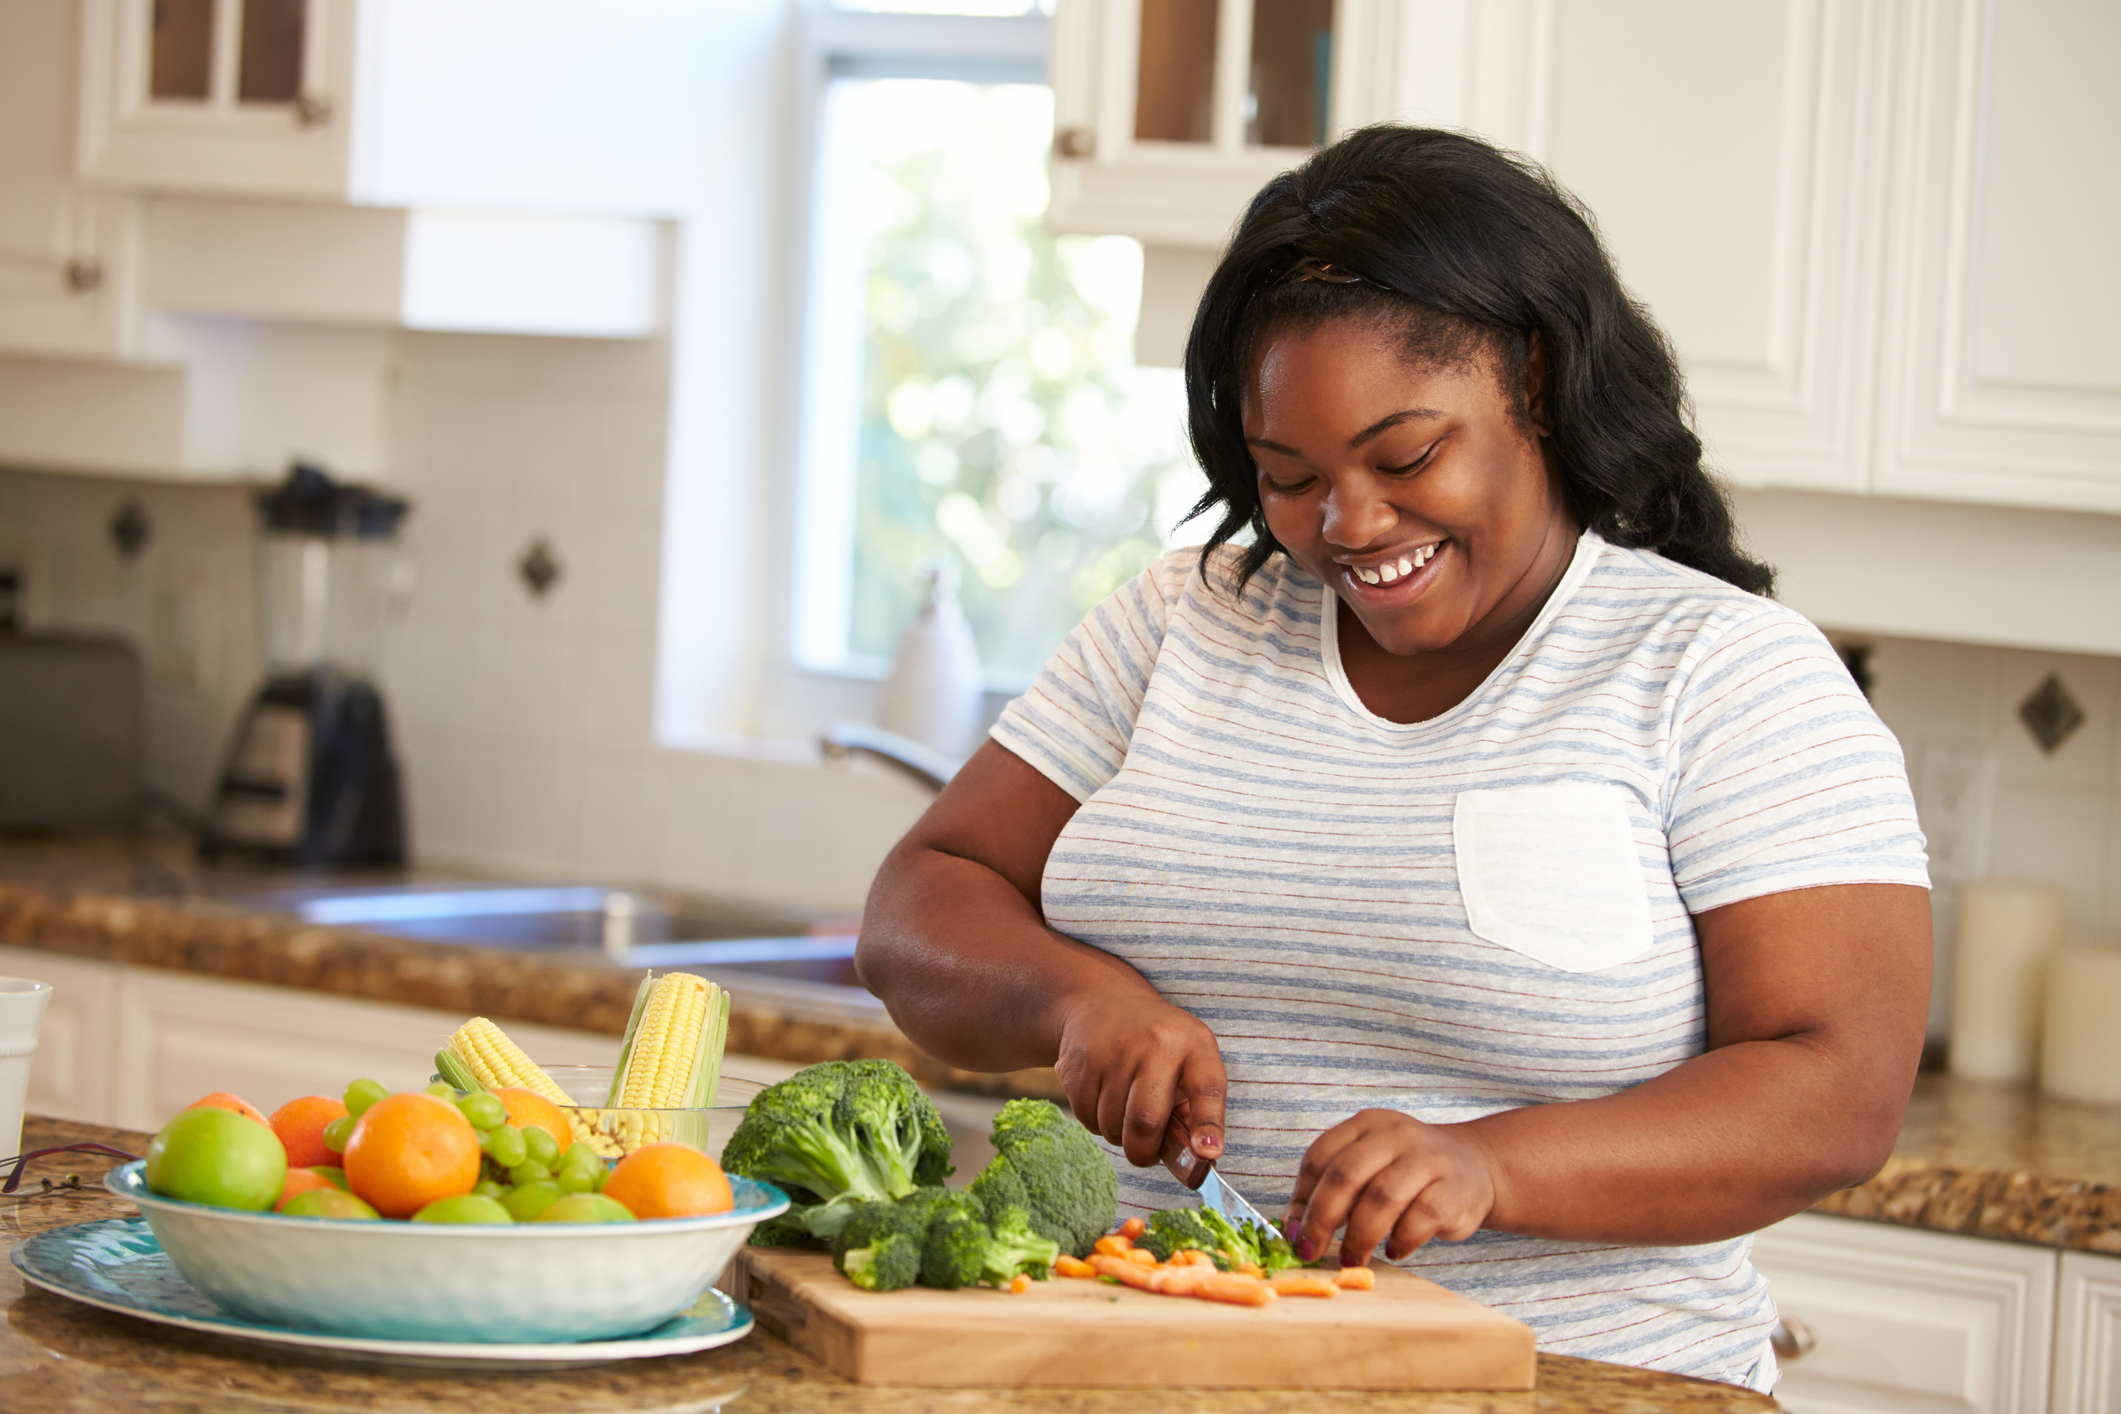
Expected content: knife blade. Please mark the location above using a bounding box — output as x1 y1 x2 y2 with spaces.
1158 1117 1279 1237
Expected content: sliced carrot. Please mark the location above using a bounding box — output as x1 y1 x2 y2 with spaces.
1127 1246 1160 1267
1053 1255 1096 1280
1118 1216 1146 1240
1198 1273 1277 1307
1089 1254 1160 1291
1008 1274 1031 1294
1267 1273 1340 1299
1333 1266 1377 1291
1092 1234 1135 1258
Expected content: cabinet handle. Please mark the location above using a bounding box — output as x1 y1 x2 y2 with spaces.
295 92 334 127
64 258 103 294
1770 1315 1817 1362
1055 126 1096 159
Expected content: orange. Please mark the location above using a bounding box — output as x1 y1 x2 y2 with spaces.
275 1167 336 1210
493 1087 572 1148
601 1142 733 1219
269 1094 350 1168
185 1091 270 1128
341 1092 481 1219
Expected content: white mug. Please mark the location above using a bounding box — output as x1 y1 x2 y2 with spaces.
0 977 54 1163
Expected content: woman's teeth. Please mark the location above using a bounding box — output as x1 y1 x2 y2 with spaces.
1352 543 1438 586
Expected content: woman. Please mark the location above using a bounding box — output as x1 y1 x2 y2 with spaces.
858 126 1930 1391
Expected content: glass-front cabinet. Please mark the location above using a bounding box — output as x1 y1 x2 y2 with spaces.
77 0 356 197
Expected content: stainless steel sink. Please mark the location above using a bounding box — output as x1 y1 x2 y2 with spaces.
239 883 874 1013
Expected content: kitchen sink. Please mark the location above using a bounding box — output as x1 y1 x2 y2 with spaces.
239 883 872 1011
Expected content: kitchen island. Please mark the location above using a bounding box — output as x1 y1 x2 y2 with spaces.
2 1118 1779 1413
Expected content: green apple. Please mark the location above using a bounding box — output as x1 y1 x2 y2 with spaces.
279 1187 381 1219
412 1194 514 1224
533 1193 636 1223
144 1106 286 1211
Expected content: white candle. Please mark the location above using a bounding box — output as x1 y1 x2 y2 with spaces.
2041 950 2121 1104
1950 881 2067 1083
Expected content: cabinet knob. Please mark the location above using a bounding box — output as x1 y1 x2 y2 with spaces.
295 92 334 127
1770 1315 1817 1362
64 258 103 294
1055 126 1096 159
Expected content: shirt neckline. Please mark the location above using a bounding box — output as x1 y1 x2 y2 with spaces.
1317 527 1606 732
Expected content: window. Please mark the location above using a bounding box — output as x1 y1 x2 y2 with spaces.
790 9 1205 686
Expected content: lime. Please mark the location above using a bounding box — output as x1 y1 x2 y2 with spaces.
144 1107 287 1211
279 1187 381 1219
500 1179 562 1221
343 1078 388 1117
533 1193 636 1223
413 1194 514 1224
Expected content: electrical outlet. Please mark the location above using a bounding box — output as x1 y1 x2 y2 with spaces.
1916 746 1996 886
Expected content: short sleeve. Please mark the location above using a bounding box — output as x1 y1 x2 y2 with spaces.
989 553 1187 801
1663 606 1931 915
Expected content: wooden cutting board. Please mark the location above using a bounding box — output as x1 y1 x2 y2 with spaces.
732 1247 1536 1389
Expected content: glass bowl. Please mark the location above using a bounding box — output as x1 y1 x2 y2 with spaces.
543 1066 763 1163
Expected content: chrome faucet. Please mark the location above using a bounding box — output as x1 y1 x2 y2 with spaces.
819 722 959 794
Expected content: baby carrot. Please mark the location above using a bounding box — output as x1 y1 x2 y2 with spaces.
1333 1266 1377 1291
1267 1273 1340 1299
1009 1274 1031 1294
1198 1273 1277 1308
1093 1234 1135 1258
1090 1254 1161 1291
1053 1255 1097 1279
1235 1260 1265 1278
1150 1265 1215 1297
1127 1246 1160 1267
1118 1216 1146 1240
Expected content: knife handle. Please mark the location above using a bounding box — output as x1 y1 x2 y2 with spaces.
1160 1116 1211 1190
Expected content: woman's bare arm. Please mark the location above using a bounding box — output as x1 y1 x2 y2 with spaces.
1289 882 1932 1262
858 741 1231 1163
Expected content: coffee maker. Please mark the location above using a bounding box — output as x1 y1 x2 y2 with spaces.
205 464 409 866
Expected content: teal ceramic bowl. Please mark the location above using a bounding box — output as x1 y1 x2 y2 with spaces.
106 1161 788 1344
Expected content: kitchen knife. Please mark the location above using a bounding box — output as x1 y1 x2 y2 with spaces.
1159 1119 1280 1236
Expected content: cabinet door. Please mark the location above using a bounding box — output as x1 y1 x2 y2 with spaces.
112 967 619 1131
0 947 120 1128
77 0 356 198
1873 0 2121 513
0 0 137 358
1530 0 1892 495
2056 1251 2121 1414
1751 1212 2056 1414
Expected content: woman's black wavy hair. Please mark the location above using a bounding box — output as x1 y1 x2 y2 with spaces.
1183 124 1773 597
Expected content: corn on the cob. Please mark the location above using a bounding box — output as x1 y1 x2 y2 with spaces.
605 972 731 1152
438 1018 618 1157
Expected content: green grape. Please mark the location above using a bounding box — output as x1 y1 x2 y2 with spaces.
457 1093 507 1131
522 1125 560 1169
592 1166 610 1193
321 1115 355 1154
343 1079 388 1117
425 1081 457 1099
501 1179 562 1222
483 1124 527 1169
473 1178 507 1200
507 1160 553 1187
555 1166 593 1195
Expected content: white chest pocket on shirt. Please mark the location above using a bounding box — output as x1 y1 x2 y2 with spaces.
1453 783 1657 973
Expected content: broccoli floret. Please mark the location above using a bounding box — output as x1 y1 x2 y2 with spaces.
831 1188 956 1273
967 1098 1117 1259
722 1060 953 1241
1192 1205 1304 1274
842 1231 922 1292
1136 1207 1225 1264
920 1204 1061 1290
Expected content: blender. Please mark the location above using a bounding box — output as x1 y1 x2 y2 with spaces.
204 464 410 866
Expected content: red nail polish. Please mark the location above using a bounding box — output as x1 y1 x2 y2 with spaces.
1296 1238 1318 1262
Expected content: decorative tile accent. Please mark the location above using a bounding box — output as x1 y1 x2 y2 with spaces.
517 537 562 598
2018 672 2086 754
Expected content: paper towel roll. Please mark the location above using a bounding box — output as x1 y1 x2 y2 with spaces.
2041 949 2121 1104
1949 881 2067 1083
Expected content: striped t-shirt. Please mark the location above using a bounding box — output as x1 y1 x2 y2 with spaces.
990 529 1928 1390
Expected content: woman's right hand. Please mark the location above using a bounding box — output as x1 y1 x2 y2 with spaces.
1051 981 1227 1169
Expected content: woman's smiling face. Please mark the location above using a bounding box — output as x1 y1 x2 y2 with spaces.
1243 316 1580 662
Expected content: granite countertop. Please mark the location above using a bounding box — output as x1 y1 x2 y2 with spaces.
2 1118 1778 1414
0 831 1063 1101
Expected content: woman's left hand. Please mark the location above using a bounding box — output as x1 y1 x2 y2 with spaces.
1285 1110 1500 1266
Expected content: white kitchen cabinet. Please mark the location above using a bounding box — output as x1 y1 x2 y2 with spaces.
1870 0 2121 516
1752 1212 2057 1414
0 946 120 1128
0 1 139 359
2055 1251 2121 1414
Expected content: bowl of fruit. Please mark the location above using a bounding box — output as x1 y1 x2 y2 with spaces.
113 974 788 1345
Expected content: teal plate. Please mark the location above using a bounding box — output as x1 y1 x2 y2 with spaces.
13 1218 755 1368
